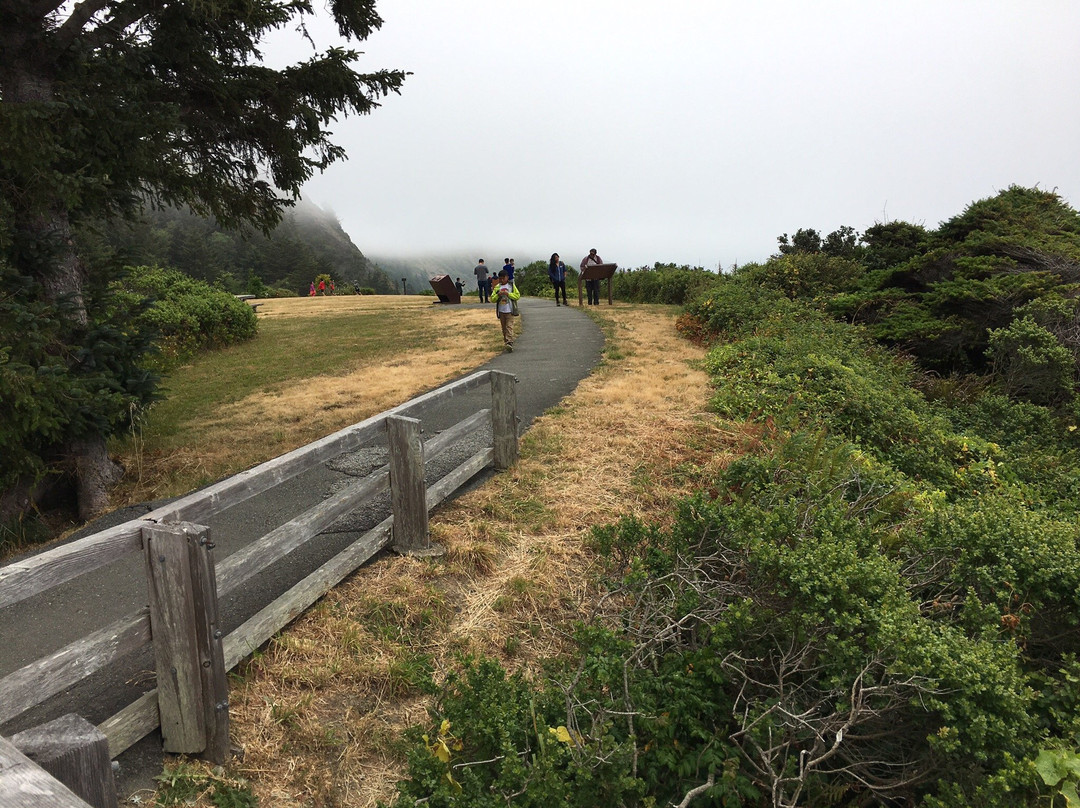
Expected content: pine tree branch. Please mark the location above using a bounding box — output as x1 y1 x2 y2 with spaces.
53 0 112 51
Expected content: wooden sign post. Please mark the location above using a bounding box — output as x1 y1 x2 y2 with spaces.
577 262 617 306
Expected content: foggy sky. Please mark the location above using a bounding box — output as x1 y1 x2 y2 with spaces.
269 1 1080 270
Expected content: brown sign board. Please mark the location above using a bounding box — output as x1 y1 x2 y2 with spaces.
577 263 618 305
579 262 617 281
429 274 461 303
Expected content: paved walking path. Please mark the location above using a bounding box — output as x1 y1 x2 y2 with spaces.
0 295 604 793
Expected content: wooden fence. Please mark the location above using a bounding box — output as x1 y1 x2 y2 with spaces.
0 369 518 807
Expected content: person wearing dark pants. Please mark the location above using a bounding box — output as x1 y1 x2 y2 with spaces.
548 252 568 305
580 248 603 305
473 259 491 303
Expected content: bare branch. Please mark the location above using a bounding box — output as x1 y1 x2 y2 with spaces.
672 771 715 808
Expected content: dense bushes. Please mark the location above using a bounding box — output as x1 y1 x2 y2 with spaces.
112 265 257 368
612 264 718 305
832 186 1080 384
0 259 157 492
516 260 719 306
1 261 256 501
384 187 1080 805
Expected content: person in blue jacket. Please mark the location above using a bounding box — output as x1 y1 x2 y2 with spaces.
548 253 568 306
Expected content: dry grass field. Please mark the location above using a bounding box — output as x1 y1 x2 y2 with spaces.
113 296 506 508
129 301 739 807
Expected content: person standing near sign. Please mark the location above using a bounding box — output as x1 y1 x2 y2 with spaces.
474 259 491 303
548 253 568 306
580 248 603 305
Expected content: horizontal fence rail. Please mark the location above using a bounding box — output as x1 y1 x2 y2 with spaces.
0 371 494 612
0 369 518 774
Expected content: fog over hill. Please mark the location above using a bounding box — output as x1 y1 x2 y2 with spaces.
101 198 395 294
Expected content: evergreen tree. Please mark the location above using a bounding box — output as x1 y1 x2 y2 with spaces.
0 0 405 517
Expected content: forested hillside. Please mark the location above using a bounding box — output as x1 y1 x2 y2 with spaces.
100 199 395 295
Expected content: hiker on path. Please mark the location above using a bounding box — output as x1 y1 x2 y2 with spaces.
474 259 491 303
495 269 520 351
580 248 603 305
548 253 568 306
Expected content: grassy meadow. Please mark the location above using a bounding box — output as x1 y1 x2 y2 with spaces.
111 296 506 508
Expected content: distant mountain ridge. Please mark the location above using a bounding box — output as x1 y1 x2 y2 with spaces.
101 199 395 294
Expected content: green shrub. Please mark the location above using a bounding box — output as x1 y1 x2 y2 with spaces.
1 260 158 489
113 265 257 368
612 264 717 305
385 657 648 808
737 252 865 299
681 274 801 340
986 315 1075 407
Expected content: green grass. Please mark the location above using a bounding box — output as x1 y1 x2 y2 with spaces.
146 309 446 440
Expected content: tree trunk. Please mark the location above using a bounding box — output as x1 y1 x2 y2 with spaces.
72 437 121 521
3 32 112 521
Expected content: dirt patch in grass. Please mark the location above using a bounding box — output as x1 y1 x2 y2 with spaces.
136 303 740 807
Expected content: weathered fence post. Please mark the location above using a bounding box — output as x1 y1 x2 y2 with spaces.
0 734 95 808
491 370 519 469
10 714 117 808
142 522 228 762
387 415 433 554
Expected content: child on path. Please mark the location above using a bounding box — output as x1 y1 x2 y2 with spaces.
494 269 520 351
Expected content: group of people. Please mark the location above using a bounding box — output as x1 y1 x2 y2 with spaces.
308 279 335 296
469 249 607 351
547 248 606 306
467 258 522 351
471 257 521 304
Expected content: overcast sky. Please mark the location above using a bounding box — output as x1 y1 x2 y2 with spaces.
269 1 1080 270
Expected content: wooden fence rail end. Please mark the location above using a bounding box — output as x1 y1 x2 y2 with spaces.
11 713 118 808
0 734 94 808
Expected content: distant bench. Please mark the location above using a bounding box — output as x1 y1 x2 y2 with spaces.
234 294 262 313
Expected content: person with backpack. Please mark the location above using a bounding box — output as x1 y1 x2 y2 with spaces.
494 269 520 351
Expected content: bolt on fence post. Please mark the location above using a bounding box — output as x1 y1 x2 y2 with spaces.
491 370 519 470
